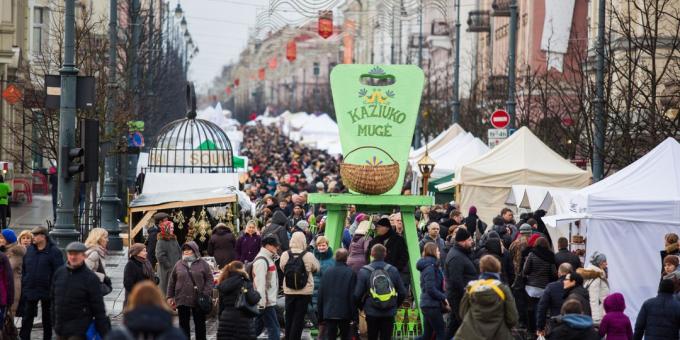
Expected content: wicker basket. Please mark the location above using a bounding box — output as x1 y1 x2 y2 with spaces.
340 146 399 195
572 235 585 244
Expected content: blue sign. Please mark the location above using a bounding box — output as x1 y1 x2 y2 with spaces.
128 132 144 147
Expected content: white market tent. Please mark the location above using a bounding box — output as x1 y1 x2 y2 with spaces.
443 126 591 223
546 137 680 322
410 123 465 162
409 132 489 180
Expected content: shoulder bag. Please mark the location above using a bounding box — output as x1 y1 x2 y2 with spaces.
235 279 261 317
184 263 213 314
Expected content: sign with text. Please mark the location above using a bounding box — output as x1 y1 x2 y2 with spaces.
149 150 233 168
488 128 508 139
331 65 424 195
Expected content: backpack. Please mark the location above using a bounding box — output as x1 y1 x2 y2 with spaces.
246 256 268 280
364 264 397 310
284 250 309 290
262 224 283 242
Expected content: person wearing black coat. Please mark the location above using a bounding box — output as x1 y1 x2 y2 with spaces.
318 249 356 340
444 228 478 338
532 210 553 247
147 212 169 269
546 299 600 340
633 279 680 340
123 243 156 305
554 238 582 271
262 211 290 252
522 237 557 334
366 218 408 272
562 272 591 317
537 263 572 335
52 242 110 339
216 262 261 340
417 244 448 340
208 223 237 268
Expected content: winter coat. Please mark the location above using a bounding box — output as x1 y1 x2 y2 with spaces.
123 257 155 301
106 305 186 340
454 275 518 340
52 263 110 337
633 292 680 340
235 233 261 263
312 247 335 310
4 243 24 313
318 262 356 321
167 242 213 307
508 237 529 283
251 248 278 308
473 238 514 284
0 252 13 308
146 225 160 268
216 274 260 340
599 293 632 340
522 247 556 290
279 232 320 295
367 228 408 272
353 260 407 317
536 277 566 331
577 265 609 323
155 235 182 296
419 235 446 257
262 211 290 251
464 214 486 240
22 239 64 300
563 285 592 316
208 225 237 268
347 235 372 273
546 314 600 340
444 244 478 314
417 256 447 309
555 248 582 270
85 245 107 282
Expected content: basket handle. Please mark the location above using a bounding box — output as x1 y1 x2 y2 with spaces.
344 146 397 164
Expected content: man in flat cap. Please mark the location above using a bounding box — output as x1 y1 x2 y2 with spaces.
147 212 169 268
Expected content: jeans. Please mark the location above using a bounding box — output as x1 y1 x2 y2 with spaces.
257 306 281 340
419 307 447 340
21 298 51 340
513 287 528 328
366 316 394 340
527 296 540 333
177 305 206 340
285 294 311 340
324 319 351 340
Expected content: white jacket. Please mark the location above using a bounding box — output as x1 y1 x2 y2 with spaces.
578 264 609 324
252 248 278 308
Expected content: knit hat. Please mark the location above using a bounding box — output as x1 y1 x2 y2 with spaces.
356 220 371 235
354 213 367 224
659 279 674 294
455 228 471 242
375 217 391 229
128 243 146 258
468 206 477 215
519 223 532 235
590 251 607 266
1 229 17 244
296 220 310 231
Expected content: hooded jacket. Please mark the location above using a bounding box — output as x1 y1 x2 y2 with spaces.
599 293 632 340
208 224 236 268
546 314 600 340
279 232 320 295
262 211 290 252
454 275 518 340
417 256 447 309
106 305 185 340
347 234 372 273
166 242 213 307
577 264 609 323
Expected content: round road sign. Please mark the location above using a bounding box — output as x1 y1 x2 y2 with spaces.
491 109 510 129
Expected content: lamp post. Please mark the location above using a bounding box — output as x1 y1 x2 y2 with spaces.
417 148 436 195
50 0 80 248
592 0 606 182
451 0 461 124
506 0 518 130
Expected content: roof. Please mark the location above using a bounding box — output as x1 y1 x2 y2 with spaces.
410 124 465 161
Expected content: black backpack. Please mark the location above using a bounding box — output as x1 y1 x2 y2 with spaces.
284 250 309 290
364 264 398 310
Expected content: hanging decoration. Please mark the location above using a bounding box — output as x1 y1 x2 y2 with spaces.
234 78 240 87
172 209 186 230
318 10 333 39
2 84 22 105
186 211 197 241
258 68 266 81
196 207 212 242
286 40 297 62
269 57 278 69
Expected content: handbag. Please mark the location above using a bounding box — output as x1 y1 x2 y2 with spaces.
100 276 113 296
3 310 17 340
184 264 213 314
235 281 261 317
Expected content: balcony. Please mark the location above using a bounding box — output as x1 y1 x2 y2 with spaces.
431 21 450 36
467 10 491 33
492 0 512 17
486 75 508 100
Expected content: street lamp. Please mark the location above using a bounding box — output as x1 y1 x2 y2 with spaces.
417 147 436 195
180 17 187 33
184 30 190 40
174 2 183 19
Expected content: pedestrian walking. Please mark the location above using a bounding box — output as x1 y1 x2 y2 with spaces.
17 230 31 248
167 241 213 340
444 228 478 337
20 226 64 340
262 210 290 252
417 242 449 340
252 237 281 340
312 235 335 334
318 248 356 340
554 237 582 270
52 242 110 339
216 261 261 340
123 243 156 305
455 255 518 340
577 251 609 324
562 272 591 316
353 244 407 340
106 280 186 340
236 220 261 263
156 220 182 296
0 229 24 315
0 176 11 229
419 222 446 257
599 293 633 340
279 231 320 340
85 228 112 295
545 299 599 340
347 220 372 273
633 279 680 340
367 217 408 275
522 236 557 334
208 222 237 269
536 263 573 337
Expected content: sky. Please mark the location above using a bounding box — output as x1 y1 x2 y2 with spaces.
178 0 270 91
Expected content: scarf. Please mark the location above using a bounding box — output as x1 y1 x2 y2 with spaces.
183 254 197 267
135 256 154 279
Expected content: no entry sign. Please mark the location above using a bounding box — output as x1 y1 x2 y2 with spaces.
490 109 510 129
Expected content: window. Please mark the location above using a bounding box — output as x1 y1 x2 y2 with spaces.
32 7 46 54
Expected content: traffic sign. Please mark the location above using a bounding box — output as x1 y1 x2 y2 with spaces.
488 128 508 139
490 109 510 129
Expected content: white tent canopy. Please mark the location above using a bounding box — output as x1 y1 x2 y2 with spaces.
455 127 591 223
545 137 680 323
410 124 466 162
410 132 489 180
